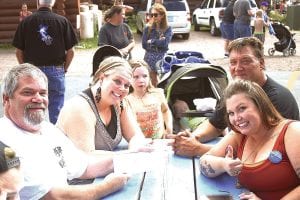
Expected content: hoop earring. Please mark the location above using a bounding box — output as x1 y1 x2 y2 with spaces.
95 86 101 103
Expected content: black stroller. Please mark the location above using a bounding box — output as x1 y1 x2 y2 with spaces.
157 62 228 132
268 22 296 57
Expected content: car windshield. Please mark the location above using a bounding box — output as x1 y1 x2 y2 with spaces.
163 1 186 11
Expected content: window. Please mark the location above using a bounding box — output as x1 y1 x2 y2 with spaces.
201 0 209 9
216 0 222 7
209 0 214 8
164 1 186 11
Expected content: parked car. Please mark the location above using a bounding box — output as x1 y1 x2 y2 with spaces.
193 0 258 36
192 0 225 36
136 0 191 39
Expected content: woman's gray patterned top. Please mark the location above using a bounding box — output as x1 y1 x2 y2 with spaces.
79 89 122 151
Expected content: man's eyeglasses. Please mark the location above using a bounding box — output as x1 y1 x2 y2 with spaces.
150 13 160 18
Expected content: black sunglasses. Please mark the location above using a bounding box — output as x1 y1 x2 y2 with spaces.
150 13 160 17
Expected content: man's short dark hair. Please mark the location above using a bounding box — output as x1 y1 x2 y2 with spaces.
228 37 264 59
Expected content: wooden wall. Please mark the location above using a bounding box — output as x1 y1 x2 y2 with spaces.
63 0 81 28
92 0 201 13
0 0 80 43
0 0 34 43
0 0 201 43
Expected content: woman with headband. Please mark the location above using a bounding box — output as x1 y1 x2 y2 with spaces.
57 48 148 154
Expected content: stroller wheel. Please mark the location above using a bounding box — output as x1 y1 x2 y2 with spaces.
283 49 290 57
268 48 275 56
290 48 296 56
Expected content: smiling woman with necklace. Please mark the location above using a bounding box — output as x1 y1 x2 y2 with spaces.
125 60 173 139
200 80 300 200
56 54 149 154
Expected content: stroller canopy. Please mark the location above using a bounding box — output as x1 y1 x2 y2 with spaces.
158 63 228 110
92 45 122 76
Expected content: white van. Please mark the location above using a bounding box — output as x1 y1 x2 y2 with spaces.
136 0 191 39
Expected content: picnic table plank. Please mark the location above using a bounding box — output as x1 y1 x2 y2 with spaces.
138 152 195 200
195 138 246 200
94 172 145 200
93 139 144 200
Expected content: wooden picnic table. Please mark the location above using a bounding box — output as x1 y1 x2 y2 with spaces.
94 139 245 200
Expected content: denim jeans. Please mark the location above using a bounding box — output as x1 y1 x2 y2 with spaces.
234 21 252 39
39 66 65 124
220 22 234 40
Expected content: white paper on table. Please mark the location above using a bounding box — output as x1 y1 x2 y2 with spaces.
151 139 174 151
113 150 170 174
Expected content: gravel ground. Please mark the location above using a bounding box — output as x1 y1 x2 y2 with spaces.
1 29 299 81
1 30 300 117
167 30 300 72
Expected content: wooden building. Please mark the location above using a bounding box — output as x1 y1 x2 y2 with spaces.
0 0 200 43
0 0 80 43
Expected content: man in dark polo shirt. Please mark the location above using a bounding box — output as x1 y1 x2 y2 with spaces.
167 37 299 157
12 0 78 124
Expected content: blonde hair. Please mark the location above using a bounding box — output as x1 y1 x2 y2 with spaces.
128 59 154 92
256 9 263 18
92 56 132 85
147 3 168 35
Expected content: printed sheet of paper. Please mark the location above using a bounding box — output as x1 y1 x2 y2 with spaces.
113 139 173 174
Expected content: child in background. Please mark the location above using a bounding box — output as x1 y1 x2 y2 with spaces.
253 9 268 43
125 60 173 139
260 1 275 36
19 3 32 22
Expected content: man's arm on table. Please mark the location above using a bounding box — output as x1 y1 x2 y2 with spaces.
193 120 225 143
42 153 128 199
171 120 225 157
43 173 129 200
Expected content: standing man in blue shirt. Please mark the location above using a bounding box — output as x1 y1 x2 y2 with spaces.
12 0 78 124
